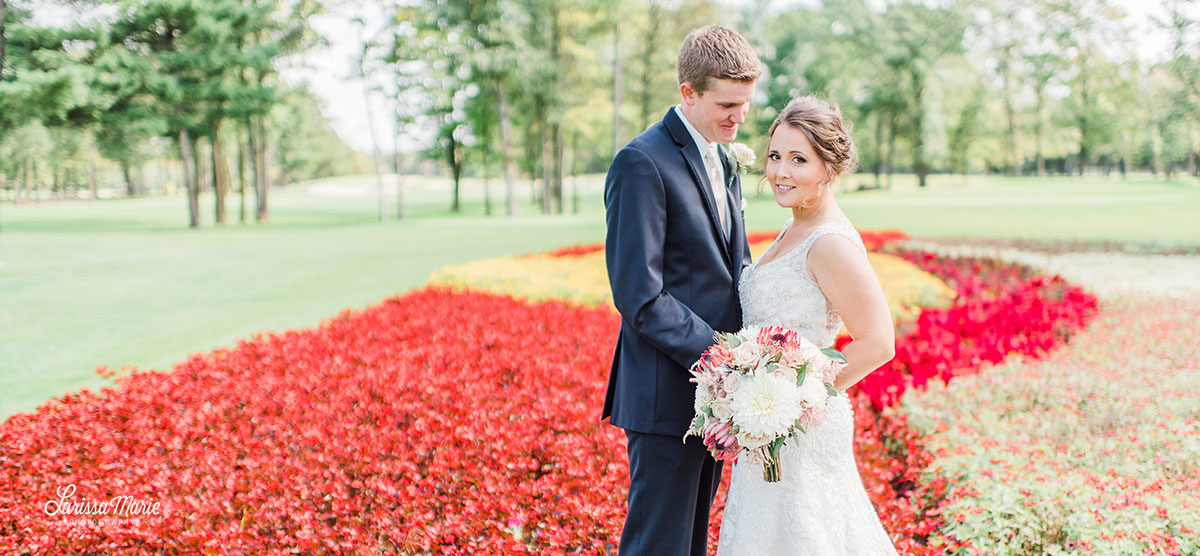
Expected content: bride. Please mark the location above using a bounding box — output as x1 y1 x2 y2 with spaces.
716 96 899 555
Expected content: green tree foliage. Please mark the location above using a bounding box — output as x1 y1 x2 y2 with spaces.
272 85 359 183
1 0 328 227
5 0 1200 223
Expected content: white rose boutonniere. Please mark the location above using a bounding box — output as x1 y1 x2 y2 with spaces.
728 143 756 181
728 143 755 212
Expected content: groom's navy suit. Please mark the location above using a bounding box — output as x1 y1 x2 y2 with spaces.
603 108 752 556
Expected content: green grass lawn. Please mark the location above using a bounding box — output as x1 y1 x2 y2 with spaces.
827 174 1200 244
2 172 1198 419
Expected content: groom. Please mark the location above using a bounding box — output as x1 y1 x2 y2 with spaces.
602 25 761 556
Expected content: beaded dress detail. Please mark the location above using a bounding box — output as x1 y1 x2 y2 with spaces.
716 219 898 556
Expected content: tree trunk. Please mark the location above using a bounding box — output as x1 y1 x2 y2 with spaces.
393 100 407 220
1121 131 1131 180
1152 120 1165 178
552 123 564 214
549 5 563 214
873 113 883 188
1001 55 1018 176
363 82 387 222
448 133 462 212
179 127 199 228
885 114 897 189
88 162 97 200
498 84 516 217
0 0 7 84
1077 69 1090 177
121 161 135 197
212 121 230 224
159 157 172 195
483 170 492 217
192 139 203 224
572 131 580 214
1035 89 1046 177
16 158 26 206
541 125 551 215
1190 126 1198 177
910 69 928 188
246 118 258 221
1077 141 1088 177
255 115 269 223
30 160 39 201
238 126 247 224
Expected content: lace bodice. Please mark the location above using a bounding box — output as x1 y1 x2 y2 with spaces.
738 220 865 348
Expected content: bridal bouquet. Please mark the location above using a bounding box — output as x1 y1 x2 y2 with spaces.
686 326 845 482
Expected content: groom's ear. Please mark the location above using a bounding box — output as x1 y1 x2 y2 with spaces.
680 82 699 105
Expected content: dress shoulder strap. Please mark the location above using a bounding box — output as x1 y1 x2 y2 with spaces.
798 221 866 256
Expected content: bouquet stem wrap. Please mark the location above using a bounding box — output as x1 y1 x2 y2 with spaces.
763 458 782 482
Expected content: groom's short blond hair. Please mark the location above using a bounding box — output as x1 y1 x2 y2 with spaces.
677 26 762 94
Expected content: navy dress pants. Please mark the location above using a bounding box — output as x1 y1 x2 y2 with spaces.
619 429 723 556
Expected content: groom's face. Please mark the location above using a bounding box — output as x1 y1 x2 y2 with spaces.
681 78 756 144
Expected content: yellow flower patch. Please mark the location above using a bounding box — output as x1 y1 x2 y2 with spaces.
430 251 613 307
874 253 956 323
432 242 955 325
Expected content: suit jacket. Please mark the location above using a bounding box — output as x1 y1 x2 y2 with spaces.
602 108 753 436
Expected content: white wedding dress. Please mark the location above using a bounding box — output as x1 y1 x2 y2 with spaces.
716 219 898 556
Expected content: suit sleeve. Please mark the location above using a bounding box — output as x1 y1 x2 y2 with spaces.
605 146 717 370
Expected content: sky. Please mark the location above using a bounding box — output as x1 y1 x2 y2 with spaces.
277 3 400 155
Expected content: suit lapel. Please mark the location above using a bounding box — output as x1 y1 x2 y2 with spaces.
726 158 748 277
665 110 733 266
721 147 748 273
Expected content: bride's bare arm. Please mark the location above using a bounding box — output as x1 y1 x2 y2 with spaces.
807 234 895 391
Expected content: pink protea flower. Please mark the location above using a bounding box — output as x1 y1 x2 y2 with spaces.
703 419 739 455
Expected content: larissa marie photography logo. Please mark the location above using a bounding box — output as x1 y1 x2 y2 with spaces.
44 484 162 520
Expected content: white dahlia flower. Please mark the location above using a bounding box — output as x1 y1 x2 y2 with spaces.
730 371 804 437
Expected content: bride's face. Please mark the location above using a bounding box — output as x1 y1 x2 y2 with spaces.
765 125 829 209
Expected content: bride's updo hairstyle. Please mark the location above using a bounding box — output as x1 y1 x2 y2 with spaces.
767 95 858 183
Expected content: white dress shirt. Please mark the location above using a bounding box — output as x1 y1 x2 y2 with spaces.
674 105 729 237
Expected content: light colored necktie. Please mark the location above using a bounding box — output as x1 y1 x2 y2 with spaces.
704 145 728 236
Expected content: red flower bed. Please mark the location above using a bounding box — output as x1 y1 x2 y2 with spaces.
544 244 605 258
849 253 1099 411
1 289 624 554
0 240 1098 555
